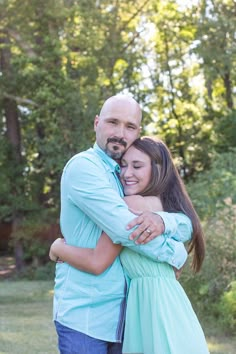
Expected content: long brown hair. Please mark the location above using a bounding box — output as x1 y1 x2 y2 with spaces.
132 137 205 273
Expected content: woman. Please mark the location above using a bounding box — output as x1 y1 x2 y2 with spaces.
50 137 209 354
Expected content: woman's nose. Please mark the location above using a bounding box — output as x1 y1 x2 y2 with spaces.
123 165 133 177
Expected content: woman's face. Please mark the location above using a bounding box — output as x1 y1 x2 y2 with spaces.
120 145 152 196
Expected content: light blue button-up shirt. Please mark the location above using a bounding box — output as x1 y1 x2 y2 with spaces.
53 143 192 342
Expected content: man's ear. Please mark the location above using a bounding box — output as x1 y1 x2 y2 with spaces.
94 115 99 131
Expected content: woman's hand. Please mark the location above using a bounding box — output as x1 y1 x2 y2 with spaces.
49 238 65 262
173 266 184 280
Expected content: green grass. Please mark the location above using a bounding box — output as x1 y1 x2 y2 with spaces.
207 336 236 354
0 281 57 354
0 280 235 354
202 319 236 354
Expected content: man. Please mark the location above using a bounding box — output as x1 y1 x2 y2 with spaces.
53 95 192 353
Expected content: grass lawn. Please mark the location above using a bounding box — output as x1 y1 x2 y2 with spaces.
0 280 235 354
0 280 57 354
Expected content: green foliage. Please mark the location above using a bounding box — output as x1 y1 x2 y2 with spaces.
146 0 215 177
195 0 236 110
9 208 59 261
181 202 236 329
214 110 236 152
15 262 56 281
181 150 236 329
219 281 236 333
187 149 236 219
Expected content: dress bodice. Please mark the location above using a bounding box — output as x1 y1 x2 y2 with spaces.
120 247 175 280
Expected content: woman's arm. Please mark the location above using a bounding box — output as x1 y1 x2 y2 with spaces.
49 234 122 275
49 195 163 274
124 195 163 213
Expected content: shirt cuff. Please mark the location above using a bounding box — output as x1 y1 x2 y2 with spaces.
167 240 187 269
155 211 177 237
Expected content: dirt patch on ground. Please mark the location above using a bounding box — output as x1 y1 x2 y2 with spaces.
0 256 16 279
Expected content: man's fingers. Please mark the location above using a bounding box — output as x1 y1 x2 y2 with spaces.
129 225 154 243
134 229 155 244
137 233 156 244
127 211 165 243
129 225 148 241
126 215 144 231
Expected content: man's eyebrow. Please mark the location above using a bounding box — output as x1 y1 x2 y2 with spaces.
127 122 138 127
105 117 120 120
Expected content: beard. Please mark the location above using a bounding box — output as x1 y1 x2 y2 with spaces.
105 137 127 159
105 145 124 159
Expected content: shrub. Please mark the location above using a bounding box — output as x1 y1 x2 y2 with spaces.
218 281 236 333
180 150 236 327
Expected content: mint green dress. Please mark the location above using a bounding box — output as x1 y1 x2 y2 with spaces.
120 248 209 354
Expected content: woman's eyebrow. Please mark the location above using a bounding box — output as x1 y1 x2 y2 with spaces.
132 160 144 164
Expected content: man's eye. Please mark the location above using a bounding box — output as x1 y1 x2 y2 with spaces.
127 125 135 130
109 121 117 125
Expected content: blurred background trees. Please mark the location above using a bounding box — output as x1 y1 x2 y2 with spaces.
0 0 235 332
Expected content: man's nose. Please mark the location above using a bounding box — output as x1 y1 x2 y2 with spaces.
115 124 125 138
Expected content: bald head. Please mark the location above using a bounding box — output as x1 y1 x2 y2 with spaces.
99 95 142 124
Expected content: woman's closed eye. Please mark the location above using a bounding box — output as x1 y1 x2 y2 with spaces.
133 163 145 169
120 160 127 168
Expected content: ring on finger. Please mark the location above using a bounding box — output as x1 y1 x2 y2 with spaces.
146 228 151 234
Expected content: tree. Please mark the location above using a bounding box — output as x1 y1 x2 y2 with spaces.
145 0 212 177
194 0 236 153
0 0 152 269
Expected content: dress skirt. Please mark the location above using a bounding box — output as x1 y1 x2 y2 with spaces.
120 248 209 354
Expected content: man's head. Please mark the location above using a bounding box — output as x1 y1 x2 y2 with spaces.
94 95 142 159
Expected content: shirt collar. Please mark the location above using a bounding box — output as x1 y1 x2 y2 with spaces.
93 142 121 173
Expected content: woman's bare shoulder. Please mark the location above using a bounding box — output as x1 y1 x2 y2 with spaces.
144 196 163 212
123 195 163 212
123 195 144 209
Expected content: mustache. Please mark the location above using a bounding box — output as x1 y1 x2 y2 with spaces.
107 137 127 148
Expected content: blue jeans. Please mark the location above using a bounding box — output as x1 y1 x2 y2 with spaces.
55 321 123 354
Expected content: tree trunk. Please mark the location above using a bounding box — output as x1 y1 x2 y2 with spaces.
12 214 25 272
223 71 233 109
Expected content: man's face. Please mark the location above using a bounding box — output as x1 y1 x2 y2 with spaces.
94 98 141 159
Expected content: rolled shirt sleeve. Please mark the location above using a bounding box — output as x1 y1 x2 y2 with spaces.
156 211 192 243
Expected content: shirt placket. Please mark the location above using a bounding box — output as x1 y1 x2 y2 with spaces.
113 166 124 197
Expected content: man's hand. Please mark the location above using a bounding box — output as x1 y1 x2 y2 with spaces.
49 238 65 262
127 211 165 244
